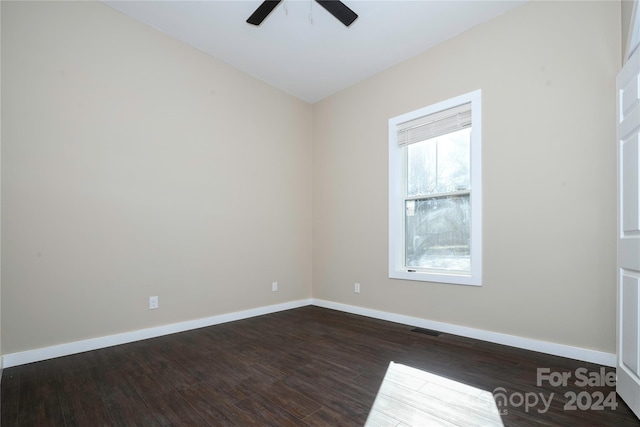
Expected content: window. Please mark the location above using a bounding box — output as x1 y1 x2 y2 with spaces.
389 90 482 286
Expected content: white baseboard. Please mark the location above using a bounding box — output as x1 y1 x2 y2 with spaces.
2 298 616 368
1 299 312 368
311 299 617 367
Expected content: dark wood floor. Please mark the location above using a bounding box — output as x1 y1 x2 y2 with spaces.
1 306 638 426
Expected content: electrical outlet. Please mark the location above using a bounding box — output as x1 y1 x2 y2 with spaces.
354 283 360 293
149 296 159 310
272 282 278 292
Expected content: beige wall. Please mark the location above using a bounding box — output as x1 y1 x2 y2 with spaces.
622 0 636 59
312 1 621 353
1 1 312 354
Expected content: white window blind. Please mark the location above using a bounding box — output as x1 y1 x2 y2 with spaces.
396 103 471 147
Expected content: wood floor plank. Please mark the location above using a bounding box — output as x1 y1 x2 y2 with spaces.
58 387 115 427
419 382 501 421
282 374 375 424
254 380 323 419
1 306 639 426
302 405 369 427
16 380 64 427
364 409 402 427
141 388 210 426
367 392 459 427
376 378 502 426
177 382 259 426
233 392 308 426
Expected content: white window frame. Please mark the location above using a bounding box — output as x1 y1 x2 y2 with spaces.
389 90 482 286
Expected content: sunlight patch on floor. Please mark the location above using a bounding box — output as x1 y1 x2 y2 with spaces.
365 361 504 427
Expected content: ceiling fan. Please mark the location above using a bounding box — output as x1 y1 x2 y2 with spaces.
247 0 358 27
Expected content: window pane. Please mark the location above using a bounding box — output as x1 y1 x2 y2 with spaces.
405 195 470 271
407 128 471 197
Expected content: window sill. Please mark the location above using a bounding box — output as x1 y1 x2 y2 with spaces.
389 269 482 286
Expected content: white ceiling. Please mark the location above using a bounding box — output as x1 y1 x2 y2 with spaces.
103 1 526 103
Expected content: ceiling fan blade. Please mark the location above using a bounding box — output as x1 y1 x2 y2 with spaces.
315 0 358 27
247 0 282 26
